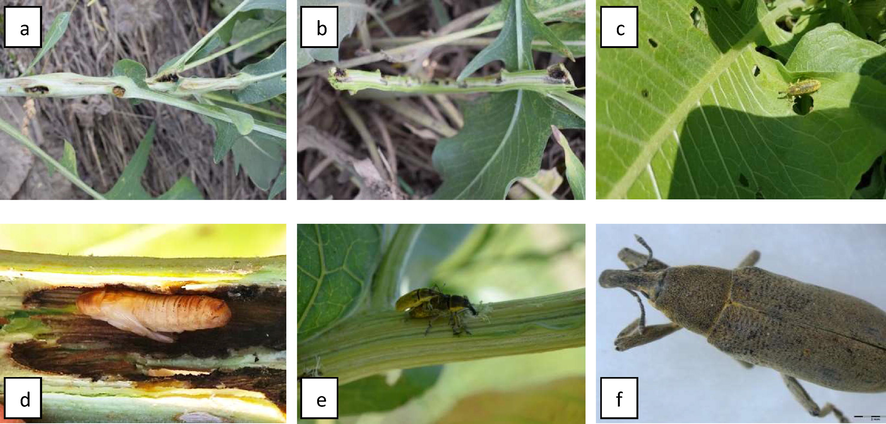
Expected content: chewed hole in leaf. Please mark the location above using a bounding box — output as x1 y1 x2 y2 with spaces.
776 15 795 33
755 45 778 59
752 65 760 77
792 95 814 115
641 89 649 98
690 7 701 28
738 173 750 188
648 38 658 48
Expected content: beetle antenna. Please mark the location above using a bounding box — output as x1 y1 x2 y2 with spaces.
634 234 653 267
622 288 646 335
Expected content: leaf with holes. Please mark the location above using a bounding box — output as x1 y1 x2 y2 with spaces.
297 224 383 341
597 0 886 199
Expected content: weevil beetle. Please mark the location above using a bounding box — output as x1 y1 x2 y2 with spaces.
779 79 821 101
599 236 886 423
396 284 478 336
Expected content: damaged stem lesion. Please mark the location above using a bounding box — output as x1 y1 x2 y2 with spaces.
328 63 577 95
0 70 285 99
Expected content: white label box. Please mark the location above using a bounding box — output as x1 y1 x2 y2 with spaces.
600 377 638 419
300 377 338 419
600 6 638 48
300 6 339 48
4 377 42 419
3 6 43 48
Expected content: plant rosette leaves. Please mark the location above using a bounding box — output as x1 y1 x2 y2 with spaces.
432 91 583 199
297 0 367 69
297 224 383 341
597 0 886 199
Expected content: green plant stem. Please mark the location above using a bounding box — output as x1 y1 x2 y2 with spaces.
0 72 283 98
0 117 105 199
371 36 585 49
296 1 584 77
297 288 585 385
330 64 576 94
182 25 286 72
369 225 424 309
202 92 286 120
162 0 253 75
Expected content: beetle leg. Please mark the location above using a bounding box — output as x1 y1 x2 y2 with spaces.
615 321 681 351
737 250 761 268
781 374 849 423
424 314 442 336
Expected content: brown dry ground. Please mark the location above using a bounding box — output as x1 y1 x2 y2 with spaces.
297 0 586 200
0 0 280 199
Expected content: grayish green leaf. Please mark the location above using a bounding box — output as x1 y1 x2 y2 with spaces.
24 12 70 75
236 42 286 104
61 140 79 179
458 0 572 81
297 0 367 69
432 91 584 199
104 124 203 200
552 126 584 200
112 59 149 90
241 0 286 12
268 166 286 199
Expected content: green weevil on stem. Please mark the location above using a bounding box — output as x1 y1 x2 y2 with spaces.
599 236 886 423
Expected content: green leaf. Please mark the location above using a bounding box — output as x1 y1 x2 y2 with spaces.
209 117 284 191
112 59 150 90
241 0 286 12
236 42 286 104
296 0 367 69
104 124 203 200
458 0 572 80
547 91 585 121
552 126 585 200
60 140 79 179
537 23 585 57
432 91 584 199
339 366 443 416
596 1 886 199
268 166 286 199
232 18 286 63
24 12 70 75
297 224 383 341
480 0 586 26
509 169 563 199
44 140 79 178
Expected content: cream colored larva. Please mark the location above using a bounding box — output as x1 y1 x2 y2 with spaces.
76 289 232 343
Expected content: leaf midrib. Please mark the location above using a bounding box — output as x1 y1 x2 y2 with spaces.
604 0 803 199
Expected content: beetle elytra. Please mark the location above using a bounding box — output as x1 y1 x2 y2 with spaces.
396 284 477 336
599 236 886 423
779 79 821 100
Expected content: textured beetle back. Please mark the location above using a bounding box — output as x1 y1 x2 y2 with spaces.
707 267 886 393
731 267 886 350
